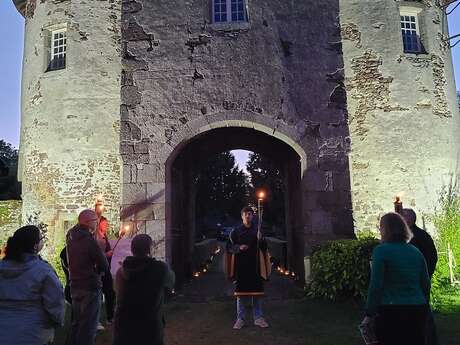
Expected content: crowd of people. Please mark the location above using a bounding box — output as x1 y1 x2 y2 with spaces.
0 202 440 345
0 201 175 345
363 209 438 345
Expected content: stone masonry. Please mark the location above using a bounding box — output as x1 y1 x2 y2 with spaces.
13 0 460 269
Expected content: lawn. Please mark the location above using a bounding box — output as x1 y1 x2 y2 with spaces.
54 296 460 345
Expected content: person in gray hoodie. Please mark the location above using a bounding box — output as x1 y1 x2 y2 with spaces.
0 225 65 345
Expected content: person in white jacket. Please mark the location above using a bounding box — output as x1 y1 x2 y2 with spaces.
0 225 65 345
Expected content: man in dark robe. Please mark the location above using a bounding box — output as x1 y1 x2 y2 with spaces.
402 208 438 345
227 206 269 329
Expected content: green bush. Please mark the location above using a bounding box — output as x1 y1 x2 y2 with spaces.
431 177 460 310
307 238 379 300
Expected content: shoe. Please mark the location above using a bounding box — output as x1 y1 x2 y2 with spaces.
254 317 269 328
97 322 105 331
233 318 245 329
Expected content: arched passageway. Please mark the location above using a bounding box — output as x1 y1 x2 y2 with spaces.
165 127 304 287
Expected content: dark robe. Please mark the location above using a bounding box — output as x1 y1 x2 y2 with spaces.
113 256 175 345
410 225 438 278
227 223 268 296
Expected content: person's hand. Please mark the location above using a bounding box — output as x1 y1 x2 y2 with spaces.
106 250 113 258
239 245 249 251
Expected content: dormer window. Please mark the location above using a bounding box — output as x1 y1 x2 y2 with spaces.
213 0 247 23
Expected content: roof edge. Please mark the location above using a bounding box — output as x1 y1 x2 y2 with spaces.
12 0 27 17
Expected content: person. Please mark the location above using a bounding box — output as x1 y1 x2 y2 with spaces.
113 234 175 345
94 200 116 328
402 208 438 345
402 208 438 278
59 245 72 304
67 209 109 345
0 225 65 345
364 212 430 345
227 206 270 329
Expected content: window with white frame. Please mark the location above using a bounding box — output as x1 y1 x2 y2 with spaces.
213 0 247 23
47 29 67 71
400 12 423 53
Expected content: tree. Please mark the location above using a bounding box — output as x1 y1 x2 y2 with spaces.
194 151 249 234
246 153 286 237
0 140 20 200
0 140 18 163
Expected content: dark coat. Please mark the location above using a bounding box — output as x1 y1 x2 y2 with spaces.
113 256 175 345
229 223 267 296
410 225 438 278
66 224 108 291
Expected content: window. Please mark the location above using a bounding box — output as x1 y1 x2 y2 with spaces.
213 0 247 23
400 13 423 53
47 29 67 71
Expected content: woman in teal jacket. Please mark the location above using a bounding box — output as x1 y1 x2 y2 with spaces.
364 212 430 345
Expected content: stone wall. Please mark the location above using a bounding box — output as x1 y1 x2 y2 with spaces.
340 0 460 231
17 0 123 248
0 201 22 246
120 0 355 260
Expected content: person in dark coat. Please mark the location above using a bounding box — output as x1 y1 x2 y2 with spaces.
94 200 116 326
67 209 109 345
402 208 438 345
113 234 175 345
228 206 269 329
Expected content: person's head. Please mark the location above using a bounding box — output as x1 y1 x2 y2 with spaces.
401 208 417 228
95 201 104 218
241 206 254 227
131 234 153 257
379 212 412 243
4 225 42 262
78 209 99 233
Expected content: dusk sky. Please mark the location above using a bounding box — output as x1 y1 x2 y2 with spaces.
1 1 459 154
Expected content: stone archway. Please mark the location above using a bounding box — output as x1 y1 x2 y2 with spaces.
165 126 305 286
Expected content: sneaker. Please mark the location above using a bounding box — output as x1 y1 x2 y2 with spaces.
97 322 105 331
254 317 269 328
233 318 245 329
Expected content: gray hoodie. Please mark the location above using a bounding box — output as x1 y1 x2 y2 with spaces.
0 254 65 345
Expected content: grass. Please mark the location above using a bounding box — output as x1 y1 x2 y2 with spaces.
54 295 460 345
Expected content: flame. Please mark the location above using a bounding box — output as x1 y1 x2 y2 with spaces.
394 192 404 202
257 190 266 200
284 270 290 276
203 268 207 273
193 272 200 278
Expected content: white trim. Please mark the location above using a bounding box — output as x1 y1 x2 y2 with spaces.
399 10 422 53
212 0 247 24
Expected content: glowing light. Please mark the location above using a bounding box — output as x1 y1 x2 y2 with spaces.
193 272 200 278
257 190 266 200
203 268 207 273
284 270 290 276
291 272 295 277
394 192 404 203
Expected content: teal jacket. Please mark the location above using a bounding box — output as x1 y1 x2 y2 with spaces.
366 242 430 316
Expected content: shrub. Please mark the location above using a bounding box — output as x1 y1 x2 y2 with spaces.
307 238 379 300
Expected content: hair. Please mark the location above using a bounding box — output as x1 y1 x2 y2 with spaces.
379 212 412 243
131 234 153 257
4 225 41 262
402 208 417 226
241 206 254 214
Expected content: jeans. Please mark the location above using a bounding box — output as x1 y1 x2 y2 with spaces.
70 289 101 345
237 296 263 321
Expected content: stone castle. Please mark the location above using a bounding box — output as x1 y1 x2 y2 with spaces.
12 0 460 277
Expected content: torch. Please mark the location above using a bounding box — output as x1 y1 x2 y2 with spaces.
112 224 130 252
257 190 265 239
394 193 403 215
